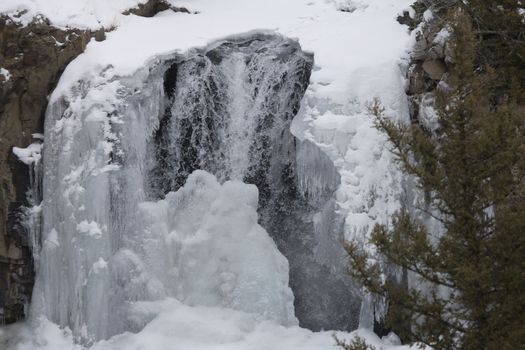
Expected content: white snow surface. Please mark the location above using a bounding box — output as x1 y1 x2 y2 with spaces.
0 68 11 82
12 142 43 165
0 0 150 29
1 0 418 349
1 306 415 350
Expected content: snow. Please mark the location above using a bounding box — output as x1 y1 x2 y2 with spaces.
434 28 451 45
76 220 104 238
1 304 417 350
0 0 148 29
423 9 434 22
1 0 417 348
49 0 413 102
0 68 11 82
12 142 43 165
91 258 108 274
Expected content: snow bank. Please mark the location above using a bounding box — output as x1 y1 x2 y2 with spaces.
48 0 413 100
1 301 415 350
138 170 297 326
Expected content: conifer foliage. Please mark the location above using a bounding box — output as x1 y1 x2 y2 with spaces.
345 5 525 350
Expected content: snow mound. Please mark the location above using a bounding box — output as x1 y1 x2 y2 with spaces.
1 301 416 350
138 170 297 326
0 67 11 82
13 142 43 165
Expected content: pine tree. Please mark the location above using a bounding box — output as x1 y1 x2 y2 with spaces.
334 335 376 350
345 7 525 350
466 0 525 92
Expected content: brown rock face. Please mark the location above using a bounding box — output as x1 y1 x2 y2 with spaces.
0 15 93 324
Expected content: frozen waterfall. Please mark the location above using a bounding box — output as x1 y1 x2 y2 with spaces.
30 33 360 344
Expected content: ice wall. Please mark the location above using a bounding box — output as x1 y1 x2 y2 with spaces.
31 33 357 344
32 52 295 345
31 67 164 342
149 34 360 330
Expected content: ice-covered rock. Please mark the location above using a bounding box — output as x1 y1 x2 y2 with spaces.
17 0 415 346
139 170 296 326
12 142 43 165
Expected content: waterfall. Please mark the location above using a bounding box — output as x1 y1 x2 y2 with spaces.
31 33 360 344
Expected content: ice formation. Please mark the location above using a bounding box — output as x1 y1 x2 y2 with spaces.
1 0 417 348
12 142 43 165
30 34 359 343
148 34 357 331
139 171 296 326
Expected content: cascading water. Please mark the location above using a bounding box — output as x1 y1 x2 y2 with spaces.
31 33 360 344
149 34 360 331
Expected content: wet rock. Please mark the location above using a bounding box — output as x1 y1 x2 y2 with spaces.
400 0 454 128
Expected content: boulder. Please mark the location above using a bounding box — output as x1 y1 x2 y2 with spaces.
422 59 447 80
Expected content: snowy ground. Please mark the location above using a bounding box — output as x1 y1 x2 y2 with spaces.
1 305 411 350
1 0 416 349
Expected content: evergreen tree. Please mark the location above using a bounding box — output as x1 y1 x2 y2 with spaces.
334 335 376 350
466 0 525 91
345 7 525 350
